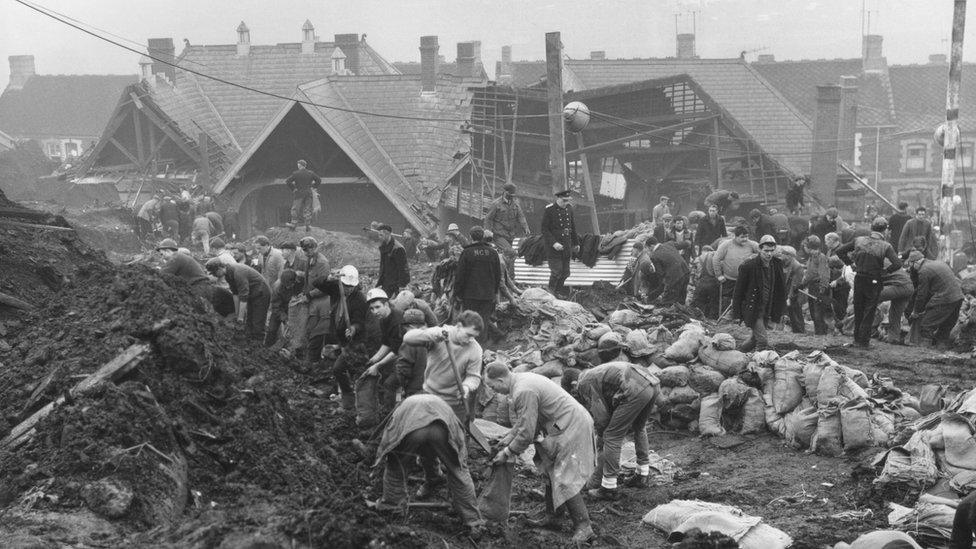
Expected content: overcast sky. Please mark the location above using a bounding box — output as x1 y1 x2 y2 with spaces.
0 0 971 89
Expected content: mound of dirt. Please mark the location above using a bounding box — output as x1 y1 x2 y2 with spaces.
261 226 381 273
0 264 423 547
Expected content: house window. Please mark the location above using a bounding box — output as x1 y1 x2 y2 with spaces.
957 142 974 169
906 144 927 171
65 142 79 157
45 142 62 158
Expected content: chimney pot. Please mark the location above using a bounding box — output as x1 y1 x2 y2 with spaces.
676 33 696 59
862 34 885 73
7 55 36 90
235 23 250 56
302 20 315 54
420 36 439 92
456 41 481 78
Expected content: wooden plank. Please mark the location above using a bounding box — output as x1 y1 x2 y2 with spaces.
0 219 75 232
133 108 145 167
545 31 568 195
0 343 150 450
710 117 721 190
576 133 600 234
110 137 140 166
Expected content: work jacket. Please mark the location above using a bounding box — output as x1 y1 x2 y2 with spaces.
455 241 501 301
732 255 786 326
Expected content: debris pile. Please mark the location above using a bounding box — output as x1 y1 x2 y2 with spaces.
0 264 422 547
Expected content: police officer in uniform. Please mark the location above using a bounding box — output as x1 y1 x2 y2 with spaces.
541 189 580 297
835 217 902 349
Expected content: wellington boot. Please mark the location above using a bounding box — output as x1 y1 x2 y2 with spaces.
570 524 595 544
565 494 594 543
525 513 562 530
340 393 355 411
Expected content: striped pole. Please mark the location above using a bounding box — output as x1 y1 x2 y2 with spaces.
940 0 968 260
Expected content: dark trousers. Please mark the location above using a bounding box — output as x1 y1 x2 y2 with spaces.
495 234 517 278
950 490 976 549
660 274 690 306
547 247 571 296
289 193 313 226
244 291 270 339
786 292 805 333
831 286 850 331
461 298 495 343
919 299 964 347
692 275 720 318
136 218 154 238
806 286 831 335
383 423 482 526
852 275 883 345
592 385 656 485
265 309 284 347
333 346 367 395
719 279 736 317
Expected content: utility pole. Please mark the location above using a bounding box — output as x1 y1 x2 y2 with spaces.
939 0 967 259
545 32 567 196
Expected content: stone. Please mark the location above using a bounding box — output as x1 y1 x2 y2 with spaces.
81 479 134 520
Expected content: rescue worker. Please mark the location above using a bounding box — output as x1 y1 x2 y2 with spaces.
254 235 285 287
362 288 405 412
541 189 580 298
770 208 791 247
210 238 236 265
312 265 368 409
205 258 272 339
485 362 596 543
376 223 410 297
641 237 691 305
403 310 484 420
454 226 500 340
800 235 832 336
907 250 964 349
561 362 660 499
811 207 842 242
136 194 161 238
691 245 721 318
651 195 670 225
877 266 914 344
732 234 787 352
266 269 301 348
392 290 439 327
898 206 939 260
887 202 911 251
484 183 530 268
156 238 214 305
785 176 806 215
191 215 212 254
694 204 727 254
204 210 224 239
159 195 180 240
392 309 430 398
836 217 902 349
285 159 321 231
780 246 806 333
749 209 776 240
372 394 484 538
298 236 332 365
278 242 309 358
664 216 694 262
713 226 759 314
703 189 739 215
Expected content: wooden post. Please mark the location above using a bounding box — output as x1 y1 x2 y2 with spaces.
940 0 968 258
545 32 568 195
576 133 600 234
199 132 211 189
710 117 721 190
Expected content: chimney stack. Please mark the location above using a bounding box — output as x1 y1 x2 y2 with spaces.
498 45 512 84
302 20 315 55
456 41 481 78
676 33 697 59
756 54 776 63
810 85 842 206
7 55 35 90
139 55 155 89
334 34 360 75
236 22 250 56
862 34 885 74
420 36 439 93
838 75 858 166
590 51 606 60
147 38 176 81
929 53 948 65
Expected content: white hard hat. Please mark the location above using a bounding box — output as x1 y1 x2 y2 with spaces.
338 265 359 286
366 288 389 303
447 223 460 232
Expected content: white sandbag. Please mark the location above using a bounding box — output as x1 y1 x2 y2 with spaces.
718 377 751 409
625 329 655 357
699 346 749 376
642 500 791 549
658 365 691 387
676 322 706 337
698 394 725 436
870 411 896 447
873 431 940 488
838 376 870 401
817 365 844 407
520 287 555 306
741 388 766 434
647 325 673 346
752 350 779 367
664 331 708 363
941 413 976 472
687 364 725 395
839 365 869 388
710 333 737 351
737 522 794 549
840 398 874 452
667 385 700 406
606 308 641 328
783 406 819 449
585 323 612 341
802 361 825 399
919 384 950 415
772 359 804 415
812 399 844 457
762 383 785 435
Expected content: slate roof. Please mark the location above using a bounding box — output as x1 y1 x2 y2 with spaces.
0 74 137 139
888 63 976 133
559 58 813 174
751 59 896 127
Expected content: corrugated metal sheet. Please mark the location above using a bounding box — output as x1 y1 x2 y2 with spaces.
512 238 635 287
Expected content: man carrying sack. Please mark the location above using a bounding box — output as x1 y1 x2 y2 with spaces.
561 362 660 499
484 362 596 543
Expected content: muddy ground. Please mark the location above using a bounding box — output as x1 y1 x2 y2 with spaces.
0 190 973 548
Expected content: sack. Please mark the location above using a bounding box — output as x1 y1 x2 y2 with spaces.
762 383 785 435
711 333 737 351
658 365 691 388
873 431 940 488
772 360 804 415
355 373 381 427
664 331 707 363
919 384 950 415
816 365 844 407
840 365 869 388
698 394 725 436
741 389 766 434
718 377 752 409
838 377 870 401
647 325 673 346
520 287 555 306
699 346 749 376
666 385 700 406
625 329 655 357
752 350 779 367
841 398 874 452
783 406 819 449
688 364 725 395
607 309 642 328
478 461 515 522
811 399 844 456
586 323 612 340
802 361 825 399
941 413 976 472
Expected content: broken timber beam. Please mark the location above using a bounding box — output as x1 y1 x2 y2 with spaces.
0 291 35 311
0 342 150 450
